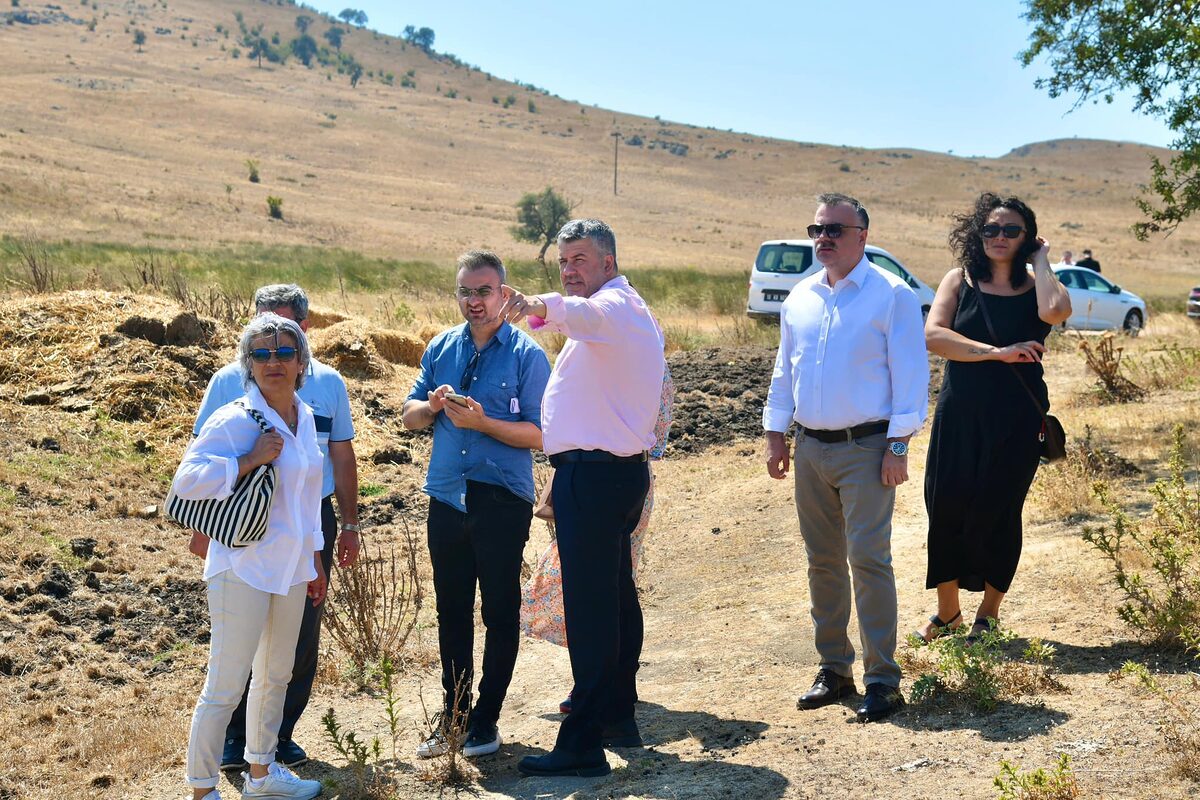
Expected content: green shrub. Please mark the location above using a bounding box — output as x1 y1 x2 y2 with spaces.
994 754 1080 800
245 159 260 183
266 196 283 220
902 622 1064 713
1086 425 1200 653
527 99 537 113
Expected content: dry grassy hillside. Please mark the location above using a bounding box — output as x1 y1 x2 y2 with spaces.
1 0 1197 300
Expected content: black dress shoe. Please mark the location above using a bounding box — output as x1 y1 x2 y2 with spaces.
796 668 858 710
600 717 642 748
518 748 611 778
856 683 905 722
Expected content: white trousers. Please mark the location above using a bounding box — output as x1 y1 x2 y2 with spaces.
186 570 308 789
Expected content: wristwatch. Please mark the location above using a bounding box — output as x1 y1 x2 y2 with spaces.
340 523 361 533
888 441 908 457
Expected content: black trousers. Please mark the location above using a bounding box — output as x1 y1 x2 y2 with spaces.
553 460 649 753
427 480 532 727
226 496 336 743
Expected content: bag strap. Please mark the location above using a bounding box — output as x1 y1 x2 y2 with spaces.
970 281 1049 421
234 400 276 434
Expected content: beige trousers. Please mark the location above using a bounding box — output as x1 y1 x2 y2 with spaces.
792 432 901 687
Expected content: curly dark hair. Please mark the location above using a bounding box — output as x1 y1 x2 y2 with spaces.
948 193 1039 290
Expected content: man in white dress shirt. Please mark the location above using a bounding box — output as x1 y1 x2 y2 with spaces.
763 193 929 723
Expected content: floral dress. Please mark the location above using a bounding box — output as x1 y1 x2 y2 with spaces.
520 367 675 646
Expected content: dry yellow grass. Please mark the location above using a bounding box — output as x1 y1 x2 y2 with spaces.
0 0 1197 306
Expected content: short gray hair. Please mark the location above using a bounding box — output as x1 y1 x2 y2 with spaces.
556 218 618 269
253 283 309 321
456 249 506 284
238 313 310 391
815 192 870 229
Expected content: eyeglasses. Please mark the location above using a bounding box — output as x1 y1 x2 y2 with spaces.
806 224 866 239
981 224 1025 239
456 285 498 299
460 350 480 393
249 346 298 363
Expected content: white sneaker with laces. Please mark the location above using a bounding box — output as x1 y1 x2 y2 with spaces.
240 762 322 799
416 728 456 759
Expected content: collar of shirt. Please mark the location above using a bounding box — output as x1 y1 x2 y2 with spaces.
244 383 303 437
815 254 871 293
459 320 514 349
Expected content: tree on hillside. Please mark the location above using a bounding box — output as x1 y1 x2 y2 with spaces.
510 187 577 264
338 8 367 27
402 24 435 51
290 34 318 67
294 14 311 33
133 28 146 52
349 63 363 88
248 36 269 68
1022 1 1200 237
323 26 344 50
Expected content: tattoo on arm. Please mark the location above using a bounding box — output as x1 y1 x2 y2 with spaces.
967 347 989 355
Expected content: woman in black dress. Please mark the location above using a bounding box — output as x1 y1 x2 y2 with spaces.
915 193 1072 643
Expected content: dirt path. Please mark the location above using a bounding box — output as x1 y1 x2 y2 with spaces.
128 439 1192 800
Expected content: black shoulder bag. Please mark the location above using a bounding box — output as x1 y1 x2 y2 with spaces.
973 285 1068 464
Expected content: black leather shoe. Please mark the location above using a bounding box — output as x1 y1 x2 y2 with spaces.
796 668 858 710
600 717 643 748
856 683 905 722
519 748 611 777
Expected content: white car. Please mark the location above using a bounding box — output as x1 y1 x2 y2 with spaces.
746 239 935 320
1053 266 1146 334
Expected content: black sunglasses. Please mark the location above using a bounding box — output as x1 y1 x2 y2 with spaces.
981 224 1025 239
250 346 298 363
460 350 481 393
807 224 866 239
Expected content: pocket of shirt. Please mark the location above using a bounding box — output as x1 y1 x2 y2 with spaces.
482 374 520 419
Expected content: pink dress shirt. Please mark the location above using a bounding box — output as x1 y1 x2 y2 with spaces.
533 275 666 456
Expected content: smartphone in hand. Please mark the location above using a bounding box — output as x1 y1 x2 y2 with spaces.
442 391 470 407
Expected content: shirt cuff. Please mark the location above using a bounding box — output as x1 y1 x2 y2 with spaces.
886 413 924 439
762 406 796 434
212 454 239 499
533 292 567 333
310 529 324 553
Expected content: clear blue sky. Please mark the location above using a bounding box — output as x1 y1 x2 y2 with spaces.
306 0 1173 158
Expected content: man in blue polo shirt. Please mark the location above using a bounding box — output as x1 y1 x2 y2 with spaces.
190 283 360 771
402 250 551 759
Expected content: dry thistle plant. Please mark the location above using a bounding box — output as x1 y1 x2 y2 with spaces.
1116 662 1200 780
417 674 479 787
1075 331 1146 401
325 519 424 679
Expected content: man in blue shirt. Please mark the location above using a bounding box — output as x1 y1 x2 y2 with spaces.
191 284 361 771
402 250 551 759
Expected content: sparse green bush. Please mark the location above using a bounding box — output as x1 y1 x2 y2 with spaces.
400 75 415 89
528 99 537 113
444 88 457 99
902 622 1065 713
994 754 1080 800
266 196 283 220
1085 425 1200 653
503 94 516 108
245 159 260 183
132 28 146 50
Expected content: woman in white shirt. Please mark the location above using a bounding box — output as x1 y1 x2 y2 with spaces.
175 314 327 800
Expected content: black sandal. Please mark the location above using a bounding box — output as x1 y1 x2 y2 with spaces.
965 617 995 646
915 609 962 643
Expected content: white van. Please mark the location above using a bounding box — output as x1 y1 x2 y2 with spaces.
746 239 935 320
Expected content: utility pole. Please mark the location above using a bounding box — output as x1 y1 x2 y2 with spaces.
611 131 622 196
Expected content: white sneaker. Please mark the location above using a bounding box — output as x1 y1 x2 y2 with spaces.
199 791 222 800
241 762 321 799
416 728 458 759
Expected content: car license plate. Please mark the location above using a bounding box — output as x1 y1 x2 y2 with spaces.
763 289 789 303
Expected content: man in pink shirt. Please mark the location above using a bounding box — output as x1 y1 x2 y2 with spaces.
500 219 666 778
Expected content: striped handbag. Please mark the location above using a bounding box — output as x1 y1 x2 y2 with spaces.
166 402 277 549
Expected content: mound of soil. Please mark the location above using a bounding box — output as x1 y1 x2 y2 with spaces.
666 346 775 454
